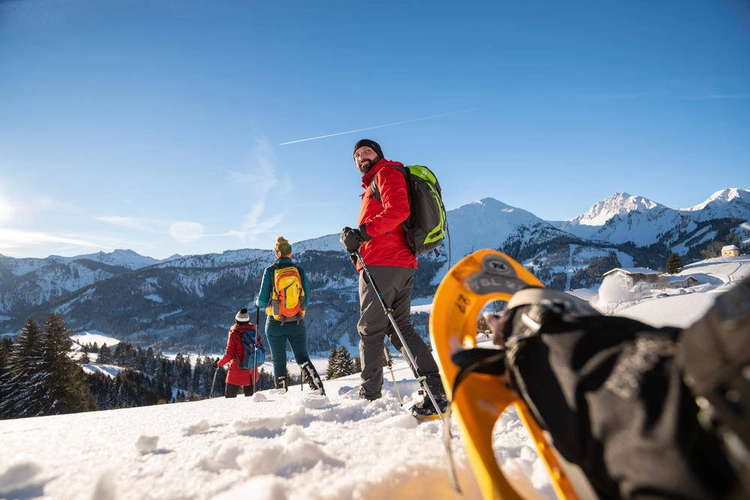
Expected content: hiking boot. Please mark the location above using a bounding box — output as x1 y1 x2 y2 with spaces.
301 361 326 396
275 376 288 392
411 394 449 419
358 387 381 401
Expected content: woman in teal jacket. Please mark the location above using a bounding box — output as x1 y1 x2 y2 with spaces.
255 236 325 395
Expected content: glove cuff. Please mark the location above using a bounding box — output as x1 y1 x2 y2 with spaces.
358 224 371 241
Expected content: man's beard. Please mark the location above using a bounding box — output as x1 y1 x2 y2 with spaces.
357 158 376 175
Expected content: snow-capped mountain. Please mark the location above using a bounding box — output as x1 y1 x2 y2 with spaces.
556 192 695 245
445 198 563 258
50 249 168 270
569 192 660 227
678 188 750 221
556 189 750 249
1 188 747 352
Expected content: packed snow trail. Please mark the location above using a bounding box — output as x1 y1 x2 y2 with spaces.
0 358 555 500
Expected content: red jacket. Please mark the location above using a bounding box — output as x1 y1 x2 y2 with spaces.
217 324 258 386
357 159 418 271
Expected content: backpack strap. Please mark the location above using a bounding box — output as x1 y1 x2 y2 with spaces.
370 165 407 204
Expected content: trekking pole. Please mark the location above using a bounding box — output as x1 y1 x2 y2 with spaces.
210 364 219 399
354 250 446 423
383 344 403 406
355 249 460 491
254 307 260 394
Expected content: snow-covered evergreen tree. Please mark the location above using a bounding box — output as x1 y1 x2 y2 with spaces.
336 346 354 377
40 314 97 415
0 337 14 413
0 317 47 418
97 344 112 364
326 347 339 380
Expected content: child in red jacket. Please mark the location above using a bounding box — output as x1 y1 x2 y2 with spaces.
215 308 259 397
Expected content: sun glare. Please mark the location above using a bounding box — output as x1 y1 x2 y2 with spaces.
0 195 14 221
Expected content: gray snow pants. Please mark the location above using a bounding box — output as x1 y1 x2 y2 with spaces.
357 265 445 400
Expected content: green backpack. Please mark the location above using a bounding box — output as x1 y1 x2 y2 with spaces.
371 165 448 256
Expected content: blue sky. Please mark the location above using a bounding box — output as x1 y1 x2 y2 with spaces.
1 0 748 259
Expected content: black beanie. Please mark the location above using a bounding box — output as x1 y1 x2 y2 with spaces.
353 139 384 160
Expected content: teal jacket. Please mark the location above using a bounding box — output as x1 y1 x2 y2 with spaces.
254 257 311 310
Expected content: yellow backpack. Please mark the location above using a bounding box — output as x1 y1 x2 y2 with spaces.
266 265 305 324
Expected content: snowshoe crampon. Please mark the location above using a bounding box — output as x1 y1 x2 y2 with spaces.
430 249 579 500
410 396 450 421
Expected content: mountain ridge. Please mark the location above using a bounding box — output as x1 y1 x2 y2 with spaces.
1 187 747 354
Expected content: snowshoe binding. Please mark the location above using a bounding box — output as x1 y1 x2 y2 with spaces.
411 394 450 421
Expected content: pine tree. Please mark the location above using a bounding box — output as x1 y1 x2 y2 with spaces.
326 347 340 380
336 346 354 377
0 337 14 413
667 253 684 274
98 344 112 365
0 317 47 418
40 314 98 415
79 345 91 365
145 346 157 373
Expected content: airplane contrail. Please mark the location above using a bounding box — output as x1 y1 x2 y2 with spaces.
278 108 481 146
278 97 548 146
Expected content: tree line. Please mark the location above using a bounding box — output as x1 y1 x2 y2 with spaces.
0 314 365 420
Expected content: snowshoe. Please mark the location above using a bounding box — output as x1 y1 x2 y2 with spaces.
430 249 579 500
411 395 450 421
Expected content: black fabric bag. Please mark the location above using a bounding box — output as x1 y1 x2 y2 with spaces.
677 278 750 493
504 309 741 499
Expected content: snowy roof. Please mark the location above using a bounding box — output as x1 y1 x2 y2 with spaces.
603 267 659 277
722 245 739 251
662 274 698 283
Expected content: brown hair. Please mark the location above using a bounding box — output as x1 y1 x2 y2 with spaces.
275 236 292 257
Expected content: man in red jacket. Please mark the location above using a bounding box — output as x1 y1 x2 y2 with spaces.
340 139 447 417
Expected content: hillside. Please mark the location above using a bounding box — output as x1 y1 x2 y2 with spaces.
1 255 746 500
1 188 747 354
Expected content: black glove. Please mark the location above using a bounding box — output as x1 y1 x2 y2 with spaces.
340 226 370 253
212 359 219 368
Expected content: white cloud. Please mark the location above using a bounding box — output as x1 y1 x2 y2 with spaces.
169 221 205 243
94 216 167 232
0 228 115 255
225 136 292 242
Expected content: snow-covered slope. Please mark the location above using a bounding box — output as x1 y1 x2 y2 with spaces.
558 189 750 246
446 197 564 258
571 192 660 226
2 188 748 352
50 249 167 270
1 256 746 500
594 255 750 326
678 188 750 221
557 192 695 245
292 234 343 253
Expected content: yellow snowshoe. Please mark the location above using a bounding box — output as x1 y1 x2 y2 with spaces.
430 249 579 500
